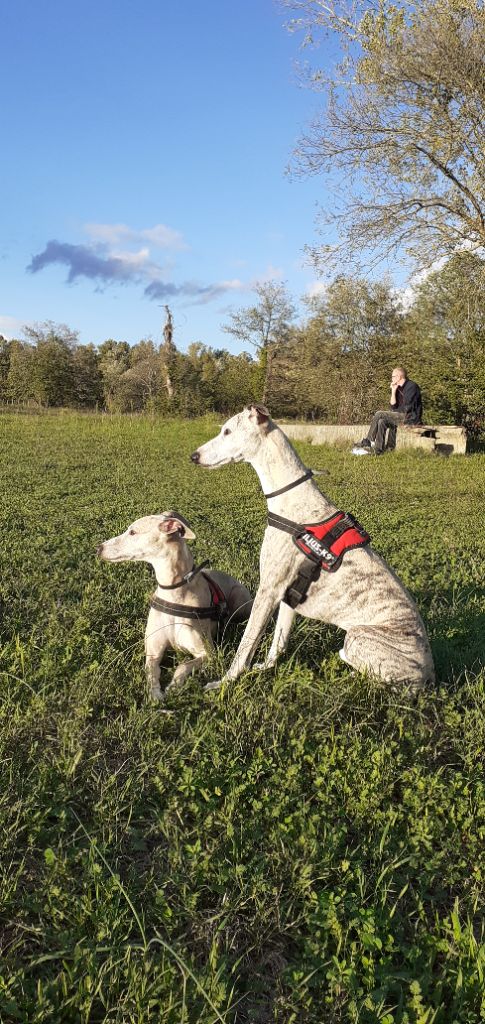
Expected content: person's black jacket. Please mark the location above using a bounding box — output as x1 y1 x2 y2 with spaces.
390 379 422 424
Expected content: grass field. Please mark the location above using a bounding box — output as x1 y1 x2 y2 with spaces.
0 412 484 1024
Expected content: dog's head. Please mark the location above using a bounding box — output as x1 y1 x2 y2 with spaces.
190 404 272 468
97 511 195 563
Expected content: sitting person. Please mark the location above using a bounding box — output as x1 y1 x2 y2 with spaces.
352 367 423 455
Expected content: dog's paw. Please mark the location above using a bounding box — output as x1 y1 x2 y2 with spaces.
148 691 173 713
149 688 164 702
253 661 275 672
204 678 224 693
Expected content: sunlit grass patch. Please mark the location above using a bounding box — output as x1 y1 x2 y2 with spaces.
0 413 484 1023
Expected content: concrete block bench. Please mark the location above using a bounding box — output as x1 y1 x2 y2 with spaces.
279 422 467 455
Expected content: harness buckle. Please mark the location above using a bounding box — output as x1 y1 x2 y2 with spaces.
284 560 322 608
284 588 302 609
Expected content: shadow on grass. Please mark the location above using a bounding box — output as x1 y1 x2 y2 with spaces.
219 585 485 689
156 580 485 706
417 584 485 683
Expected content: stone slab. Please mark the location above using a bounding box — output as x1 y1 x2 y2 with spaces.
278 422 467 454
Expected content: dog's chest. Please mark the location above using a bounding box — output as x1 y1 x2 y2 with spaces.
146 607 214 649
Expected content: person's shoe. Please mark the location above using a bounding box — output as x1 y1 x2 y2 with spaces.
373 448 385 455
352 437 372 455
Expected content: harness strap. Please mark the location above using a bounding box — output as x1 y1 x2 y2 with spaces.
264 469 313 500
155 559 210 590
150 571 227 621
267 511 300 535
268 508 371 607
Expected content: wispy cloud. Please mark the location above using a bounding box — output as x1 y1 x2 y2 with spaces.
144 278 245 305
396 243 485 311
0 314 26 338
27 237 247 305
27 240 156 285
84 221 187 250
259 263 285 282
305 280 327 300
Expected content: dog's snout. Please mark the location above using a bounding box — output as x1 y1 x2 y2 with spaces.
96 543 104 557
190 451 200 463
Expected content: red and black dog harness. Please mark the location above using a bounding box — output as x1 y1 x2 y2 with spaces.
267 509 371 609
150 565 227 621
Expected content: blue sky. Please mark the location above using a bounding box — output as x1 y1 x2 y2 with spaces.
1 0 336 353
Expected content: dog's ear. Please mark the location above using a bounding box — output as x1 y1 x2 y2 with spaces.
158 513 196 541
247 403 270 426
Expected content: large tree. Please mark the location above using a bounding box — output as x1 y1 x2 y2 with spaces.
98 339 131 410
6 342 36 403
284 0 485 274
277 275 403 421
71 344 104 408
23 322 78 406
0 337 12 400
222 281 295 402
401 252 485 430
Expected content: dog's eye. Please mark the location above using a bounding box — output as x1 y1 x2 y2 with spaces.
129 528 136 536
223 428 231 436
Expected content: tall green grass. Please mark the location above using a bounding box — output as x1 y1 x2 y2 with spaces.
0 413 484 1023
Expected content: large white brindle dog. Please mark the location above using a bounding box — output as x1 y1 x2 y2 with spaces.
191 405 435 693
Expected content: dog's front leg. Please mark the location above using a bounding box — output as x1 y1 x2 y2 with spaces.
145 653 165 701
205 584 282 691
254 601 296 670
145 615 168 701
167 626 212 691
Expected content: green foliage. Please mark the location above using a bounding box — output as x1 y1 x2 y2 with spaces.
401 254 485 434
0 414 484 1022
279 276 402 423
2 253 484 432
222 282 296 403
284 0 485 274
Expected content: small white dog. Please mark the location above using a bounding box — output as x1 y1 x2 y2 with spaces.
97 511 252 700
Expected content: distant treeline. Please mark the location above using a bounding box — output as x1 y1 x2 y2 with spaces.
2 256 484 433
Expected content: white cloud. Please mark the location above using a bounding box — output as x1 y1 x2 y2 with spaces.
218 278 245 291
258 264 285 282
84 222 187 251
108 246 170 281
109 246 151 266
141 225 187 249
305 280 328 299
397 242 485 310
0 315 25 338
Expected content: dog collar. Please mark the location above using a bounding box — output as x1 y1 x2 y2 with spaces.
155 559 210 590
264 469 313 500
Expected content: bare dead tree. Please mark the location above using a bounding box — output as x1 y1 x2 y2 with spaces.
160 305 176 399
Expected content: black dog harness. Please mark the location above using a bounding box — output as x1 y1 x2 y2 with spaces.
149 565 227 621
267 509 371 609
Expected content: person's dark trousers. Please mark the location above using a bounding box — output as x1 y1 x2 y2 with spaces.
366 411 406 452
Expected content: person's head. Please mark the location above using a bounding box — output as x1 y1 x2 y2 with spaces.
391 366 407 386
